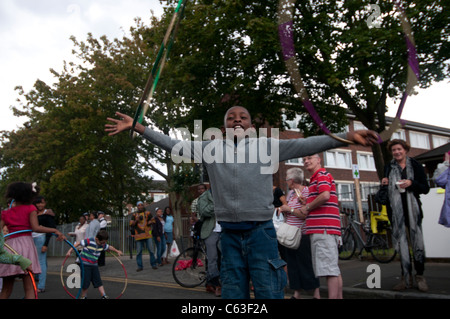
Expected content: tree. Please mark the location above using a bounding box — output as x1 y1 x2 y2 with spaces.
1 0 447 222
0 16 166 221
0 4 202 228
158 0 449 178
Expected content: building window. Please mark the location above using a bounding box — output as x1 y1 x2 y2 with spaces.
409 132 430 149
392 129 406 141
360 183 379 201
337 183 353 201
357 152 376 171
324 150 352 169
153 194 168 202
432 135 450 148
283 114 301 131
286 158 304 165
353 121 368 131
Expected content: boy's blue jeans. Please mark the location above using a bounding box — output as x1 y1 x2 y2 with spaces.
220 220 287 299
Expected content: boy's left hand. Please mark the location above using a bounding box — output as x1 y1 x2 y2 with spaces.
348 130 379 146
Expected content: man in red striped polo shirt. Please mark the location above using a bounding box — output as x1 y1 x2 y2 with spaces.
300 154 343 299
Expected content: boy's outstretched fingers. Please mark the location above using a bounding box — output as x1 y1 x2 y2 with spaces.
105 112 133 136
350 130 379 146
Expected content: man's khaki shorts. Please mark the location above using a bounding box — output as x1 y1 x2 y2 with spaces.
310 232 341 277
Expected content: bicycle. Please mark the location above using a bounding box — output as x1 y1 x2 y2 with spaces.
339 208 397 263
172 228 208 288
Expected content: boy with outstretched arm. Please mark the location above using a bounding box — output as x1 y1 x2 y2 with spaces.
105 106 378 299
66 229 123 299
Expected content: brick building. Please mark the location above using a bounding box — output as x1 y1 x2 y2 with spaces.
273 114 450 203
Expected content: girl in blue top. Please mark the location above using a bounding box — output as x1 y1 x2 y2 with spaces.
163 206 174 264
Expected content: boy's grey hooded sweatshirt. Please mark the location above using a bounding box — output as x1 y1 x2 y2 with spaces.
143 127 347 223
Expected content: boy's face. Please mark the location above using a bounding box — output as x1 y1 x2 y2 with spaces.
96 238 107 246
222 106 254 138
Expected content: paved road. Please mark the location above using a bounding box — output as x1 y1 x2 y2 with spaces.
8 255 219 300
6 254 450 300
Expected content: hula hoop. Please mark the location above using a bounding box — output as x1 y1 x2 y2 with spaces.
59 254 84 299
29 272 38 299
277 0 418 144
60 249 128 299
130 0 188 138
4 229 85 299
107 251 128 299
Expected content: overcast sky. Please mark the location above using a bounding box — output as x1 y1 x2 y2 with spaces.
1 0 448 134
0 0 163 132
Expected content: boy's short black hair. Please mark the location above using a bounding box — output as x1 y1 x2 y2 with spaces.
96 230 109 241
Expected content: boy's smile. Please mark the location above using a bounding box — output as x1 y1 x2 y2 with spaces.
223 106 255 139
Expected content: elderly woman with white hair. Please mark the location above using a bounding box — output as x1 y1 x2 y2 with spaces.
279 167 320 299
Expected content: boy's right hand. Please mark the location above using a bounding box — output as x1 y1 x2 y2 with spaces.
105 112 134 136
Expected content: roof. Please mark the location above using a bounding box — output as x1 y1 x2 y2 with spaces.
415 142 450 163
146 197 170 216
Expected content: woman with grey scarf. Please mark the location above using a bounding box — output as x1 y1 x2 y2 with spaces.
381 139 430 292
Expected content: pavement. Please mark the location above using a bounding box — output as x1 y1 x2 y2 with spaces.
47 254 450 299
327 258 450 299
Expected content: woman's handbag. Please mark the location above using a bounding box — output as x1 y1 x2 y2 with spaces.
276 222 301 249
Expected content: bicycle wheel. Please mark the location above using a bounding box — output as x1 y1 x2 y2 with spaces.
172 247 207 288
369 233 397 263
339 227 356 260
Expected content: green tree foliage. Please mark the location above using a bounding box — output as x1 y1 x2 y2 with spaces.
0 16 167 221
160 0 449 177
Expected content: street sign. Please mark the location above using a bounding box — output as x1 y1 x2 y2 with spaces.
352 164 360 179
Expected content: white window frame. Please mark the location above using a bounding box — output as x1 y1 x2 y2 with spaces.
392 129 406 141
353 121 368 131
432 135 450 148
324 149 352 169
357 151 376 171
360 182 380 202
285 158 304 166
153 194 168 202
282 114 301 132
409 131 430 149
336 182 353 201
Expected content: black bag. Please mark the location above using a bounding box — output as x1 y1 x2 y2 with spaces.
374 185 389 205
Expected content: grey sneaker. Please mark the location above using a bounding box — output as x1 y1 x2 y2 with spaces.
415 275 429 292
392 276 413 291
